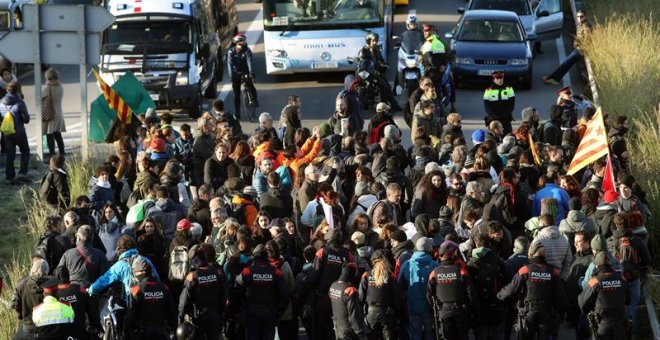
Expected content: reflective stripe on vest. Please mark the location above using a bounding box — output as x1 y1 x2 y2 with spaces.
32 296 74 327
483 86 515 101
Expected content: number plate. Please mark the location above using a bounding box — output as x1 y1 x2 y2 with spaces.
478 69 494 76
312 62 338 69
149 94 160 101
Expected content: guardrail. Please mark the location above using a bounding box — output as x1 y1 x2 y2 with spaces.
569 0 659 337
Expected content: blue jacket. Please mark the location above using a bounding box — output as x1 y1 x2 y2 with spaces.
252 170 268 197
397 251 438 314
532 183 570 224
88 248 160 301
89 184 114 211
0 92 30 135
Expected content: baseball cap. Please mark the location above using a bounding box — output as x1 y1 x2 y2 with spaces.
176 219 193 231
376 102 391 112
471 129 486 144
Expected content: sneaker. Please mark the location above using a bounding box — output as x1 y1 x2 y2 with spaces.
542 76 559 85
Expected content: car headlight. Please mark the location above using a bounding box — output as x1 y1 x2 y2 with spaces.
175 71 188 86
267 49 288 58
455 57 472 64
405 59 418 68
510 58 529 65
358 70 370 79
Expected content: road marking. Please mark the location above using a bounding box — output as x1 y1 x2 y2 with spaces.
555 36 571 86
217 9 265 103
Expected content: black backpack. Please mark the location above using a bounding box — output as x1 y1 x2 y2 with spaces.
471 258 503 309
39 171 57 205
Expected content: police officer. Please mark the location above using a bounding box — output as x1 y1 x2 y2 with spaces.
53 267 100 340
11 257 50 340
497 244 565 340
31 278 75 340
360 32 403 111
358 249 399 340
312 229 355 340
578 252 630 340
179 248 227 340
236 244 289 340
421 24 447 64
556 86 578 129
330 263 368 340
427 240 478 340
227 33 258 118
483 71 516 134
123 256 177 340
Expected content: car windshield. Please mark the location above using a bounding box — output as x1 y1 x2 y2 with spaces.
103 20 192 54
263 0 383 29
400 30 423 54
469 0 531 15
457 19 524 42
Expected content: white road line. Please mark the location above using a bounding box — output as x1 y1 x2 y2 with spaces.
217 9 265 103
555 36 571 86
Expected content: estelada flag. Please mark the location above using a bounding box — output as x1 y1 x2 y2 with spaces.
602 153 616 193
529 133 542 165
567 108 608 175
92 68 133 124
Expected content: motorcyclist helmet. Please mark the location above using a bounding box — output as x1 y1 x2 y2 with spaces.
365 32 379 45
406 15 418 25
176 321 196 340
232 33 247 44
130 256 151 277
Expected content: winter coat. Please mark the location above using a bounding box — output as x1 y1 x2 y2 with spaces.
397 251 438 314
411 186 446 219
559 210 597 253
346 194 379 227
98 220 123 261
328 110 362 136
504 253 529 283
147 198 187 242
235 154 256 185
11 276 48 333
410 110 442 143
133 170 159 200
89 183 114 211
270 257 295 320
530 226 572 280
137 232 168 280
88 248 160 302
187 199 211 237
192 133 215 180
594 204 617 238
252 169 269 197
40 168 71 211
260 186 294 219
204 156 235 193
56 242 110 286
376 169 413 209
35 231 73 274
0 92 30 135
231 194 259 227
42 82 66 134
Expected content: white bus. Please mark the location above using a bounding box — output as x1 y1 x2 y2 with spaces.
261 0 393 74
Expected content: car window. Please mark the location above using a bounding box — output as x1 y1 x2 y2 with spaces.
536 0 561 14
458 19 523 42
470 0 531 15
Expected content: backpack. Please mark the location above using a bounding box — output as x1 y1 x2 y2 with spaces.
366 200 388 225
229 202 247 225
39 171 57 205
126 189 144 209
275 165 293 191
408 258 434 289
126 198 154 226
310 200 326 231
0 110 15 135
615 236 640 281
168 245 192 282
122 253 142 288
471 259 503 309
368 120 389 145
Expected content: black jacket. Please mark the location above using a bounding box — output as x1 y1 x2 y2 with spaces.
40 169 70 211
35 231 73 274
204 156 236 193
56 242 110 287
188 198 212 238
11 276 48 333
260 186 294 220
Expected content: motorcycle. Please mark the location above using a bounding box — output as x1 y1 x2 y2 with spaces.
345 56 382 110
395 31 424 98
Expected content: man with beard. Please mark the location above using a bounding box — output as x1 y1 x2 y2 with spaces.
328 96 363 137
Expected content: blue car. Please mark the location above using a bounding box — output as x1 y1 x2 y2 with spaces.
446 10 534 89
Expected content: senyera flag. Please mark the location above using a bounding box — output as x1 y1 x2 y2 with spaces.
92 68 133 124
567 108 608 176
528 133 542 166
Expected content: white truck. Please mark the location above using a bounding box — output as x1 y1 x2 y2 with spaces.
99 0 238 117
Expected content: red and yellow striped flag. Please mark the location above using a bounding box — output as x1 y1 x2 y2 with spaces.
567 108 608 175
529 133 542 165
92 69 133 124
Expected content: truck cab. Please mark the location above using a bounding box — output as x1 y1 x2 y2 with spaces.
100 0 237 118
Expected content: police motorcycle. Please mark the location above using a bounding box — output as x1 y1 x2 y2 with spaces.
345 55 383 110
394 31 424 98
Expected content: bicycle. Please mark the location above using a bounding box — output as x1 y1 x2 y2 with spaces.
100 294 125 340
241 74 257 123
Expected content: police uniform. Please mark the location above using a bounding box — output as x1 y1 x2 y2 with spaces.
31 279 76 340
227 41 257 117
483 71 516 134
358 265 398 339
329 264 367 340
124 278 177 340
427 260 477 340
497 260 566 340
237 254 289 340
179 263 227 340
55 281 100 340
578 263 630 339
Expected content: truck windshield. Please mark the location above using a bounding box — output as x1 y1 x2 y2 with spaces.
103 20 192 53
263 0 383 29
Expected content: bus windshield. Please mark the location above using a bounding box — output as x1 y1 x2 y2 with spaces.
103 20 192 54
263 0 383 29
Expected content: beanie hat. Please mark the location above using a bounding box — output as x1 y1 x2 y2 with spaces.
130 256 150 274
591 234 607 252
351 231 366 247
424 162 441 174
439 240 458 257
165 162 183 179
176 219 192 231
391 230 407 243
376 102 391 113
497 135 516 154
355 181 370 197
471 129 486 144
603 190 619 204
593 251 609 266
569 197 582 211
386 156 399 171
521 107 535 122
190 222 203 239
243 186 257 198
439 206 453 218
319 123 332 138
384 124 399 140
415 237 433 252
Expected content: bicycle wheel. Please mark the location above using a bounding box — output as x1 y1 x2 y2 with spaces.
243 87 256 123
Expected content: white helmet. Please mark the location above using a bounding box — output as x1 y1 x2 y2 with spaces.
406 15 418 25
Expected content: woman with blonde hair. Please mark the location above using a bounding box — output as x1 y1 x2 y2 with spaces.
358 249 397 339
42 68 66 156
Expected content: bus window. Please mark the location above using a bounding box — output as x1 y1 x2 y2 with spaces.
0 10 10 30
263 0 383 28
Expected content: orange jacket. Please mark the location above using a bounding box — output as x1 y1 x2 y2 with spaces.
282 136 322 186
232 195 258 227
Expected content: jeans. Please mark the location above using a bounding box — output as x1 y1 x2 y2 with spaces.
408 311 434 340
626 278 641 331
46 132 65 155
547 49 581 81
4 132 30 180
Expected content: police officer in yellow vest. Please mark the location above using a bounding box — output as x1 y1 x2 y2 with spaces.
483 70 516 134
32 278 76 340
421 24 446 56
